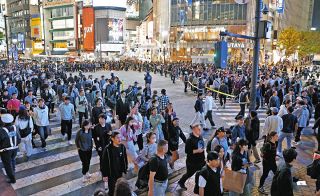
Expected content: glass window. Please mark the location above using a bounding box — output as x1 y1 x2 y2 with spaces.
52 19 74 29
51 6 73 18
52 31 74 40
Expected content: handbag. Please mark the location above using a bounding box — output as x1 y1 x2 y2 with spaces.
222 169 247 194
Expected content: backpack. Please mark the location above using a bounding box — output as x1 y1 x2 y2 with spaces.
135 155 160 189
270 169 281 196
259 142 271 158
19 118 32 138
307 159 320 179
194 166 209 194
206 137 220 153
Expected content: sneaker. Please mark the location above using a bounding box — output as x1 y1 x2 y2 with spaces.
85 173 92 179
62 134 67 141
258 187 268 195
178 181 187 190
82 175 87 183
68 140 73 145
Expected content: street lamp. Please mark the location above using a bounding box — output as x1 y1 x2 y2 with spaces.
163 41 166 64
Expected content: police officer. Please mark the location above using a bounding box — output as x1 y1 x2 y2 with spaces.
0 113 21 183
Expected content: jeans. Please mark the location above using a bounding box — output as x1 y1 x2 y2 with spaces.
78 150 92 175
78 111 88 128
191 112 207 128
38 126 48 147
205 110 215 127
277 132 294 153
153 179 168 196
61 119 73 140
220 95 227 106
19 133 33 157
238 104 246 117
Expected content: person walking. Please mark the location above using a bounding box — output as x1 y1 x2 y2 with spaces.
148 140 169 196
262 107 283 140
191 93 208 131
75 89 89 127
204 91 216 129
231 115 246 145
33 99 50 148
237 87 248 117
258 131 278 195
278 106 298 154
116 91 130 125
7 92 21 119
15 106 33 160
219 81 228 109
245 110 261 163
149 107 165 141
293 100 309 145
158 89 170 112
198 151 222 196
178 124 206 190
59 96 75 145
75 120 93 183
0 113 21 183
102 131 128 196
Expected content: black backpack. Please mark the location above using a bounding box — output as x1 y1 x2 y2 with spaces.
194 166 209 194
307 159 320 179
19 118 31 138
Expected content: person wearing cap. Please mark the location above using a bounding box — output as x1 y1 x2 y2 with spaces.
0 113 21 183
15 105 34 160
262 107 283 141
158 89 170 112
59 96 75 145
33 98 50 148
7 92 21 119
178 124 205 190
231 115 246 145
167 117 186 169
292 100 309 145
209 127 229 156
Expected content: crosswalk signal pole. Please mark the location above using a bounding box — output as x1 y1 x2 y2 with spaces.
249 0 262 111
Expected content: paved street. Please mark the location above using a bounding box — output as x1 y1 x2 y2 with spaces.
0 70 318 196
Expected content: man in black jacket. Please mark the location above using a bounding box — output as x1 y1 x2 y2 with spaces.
190 93 208 130
115 91 130 125
93 114 112 175
271 148 297 196
102 131 128 196
178 124 205 190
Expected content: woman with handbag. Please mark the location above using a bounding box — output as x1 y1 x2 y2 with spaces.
229 139 251 196
214 145 231 195
15 106 34 160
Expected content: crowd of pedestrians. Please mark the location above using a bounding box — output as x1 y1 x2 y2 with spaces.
0 61 319 196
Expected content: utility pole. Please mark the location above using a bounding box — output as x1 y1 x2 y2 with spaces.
4 15 9 63
249 0 262 111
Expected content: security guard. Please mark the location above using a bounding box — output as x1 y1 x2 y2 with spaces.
0 113 21 183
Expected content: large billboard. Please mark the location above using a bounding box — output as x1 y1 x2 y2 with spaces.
31 17 43 54
107 18 123 43
93 0 126 8
82 7 95 51
43 0 73 8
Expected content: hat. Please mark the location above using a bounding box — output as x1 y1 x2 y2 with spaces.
1 114 14 124
19 105 26 111
62 93 68 97
235 115 244 120
271 107 279 113
216 127 225 132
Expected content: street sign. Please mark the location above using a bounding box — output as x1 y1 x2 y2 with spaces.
235 0 249 4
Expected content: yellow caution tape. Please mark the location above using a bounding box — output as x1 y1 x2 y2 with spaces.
187 81 236 98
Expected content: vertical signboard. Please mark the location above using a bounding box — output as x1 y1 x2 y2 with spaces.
82 7 95 51
31 16 43 54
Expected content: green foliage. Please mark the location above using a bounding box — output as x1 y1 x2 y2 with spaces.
278 27 301 57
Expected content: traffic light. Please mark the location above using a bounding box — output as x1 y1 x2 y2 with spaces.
214 41 228 69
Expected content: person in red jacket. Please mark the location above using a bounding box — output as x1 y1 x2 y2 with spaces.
7 93 21 119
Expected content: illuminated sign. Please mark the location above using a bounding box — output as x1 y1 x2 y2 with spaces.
83 7 95 51
107 18 124 43
43 0 73 8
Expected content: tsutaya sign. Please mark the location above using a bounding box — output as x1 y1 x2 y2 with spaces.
43 0 74 8
228 42 245 48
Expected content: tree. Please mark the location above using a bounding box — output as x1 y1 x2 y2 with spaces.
278 27 301 58
299 31 320 57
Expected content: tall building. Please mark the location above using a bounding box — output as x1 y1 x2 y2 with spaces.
311 0 320 30
43 0 81 56
6 0 39 55
0 0 6 57
169 0 251 62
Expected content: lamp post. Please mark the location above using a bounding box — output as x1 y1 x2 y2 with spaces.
163 41 166 64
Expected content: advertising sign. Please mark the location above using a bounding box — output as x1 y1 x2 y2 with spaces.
43 0 73 8
31 17 41 38
93 0 126 8
107 18 123 43
82 7 95 51
276 0 284 14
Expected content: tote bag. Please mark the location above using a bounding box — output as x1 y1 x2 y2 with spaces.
223 169 247 194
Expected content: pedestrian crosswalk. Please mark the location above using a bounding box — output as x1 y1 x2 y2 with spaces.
213 99 315 128
0 98 316 196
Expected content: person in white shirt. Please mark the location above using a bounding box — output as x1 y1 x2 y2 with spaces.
278 100 291 117
262 107 283 140
204 91 217 128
